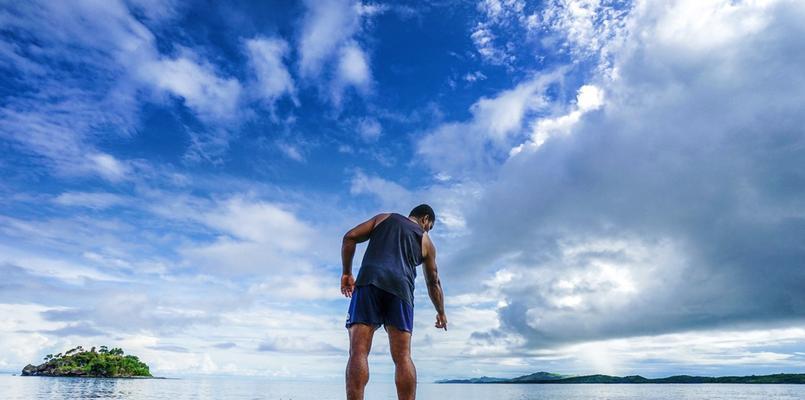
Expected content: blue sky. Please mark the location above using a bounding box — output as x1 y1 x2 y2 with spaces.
2 0 805 382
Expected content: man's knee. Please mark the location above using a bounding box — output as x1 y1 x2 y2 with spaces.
391 351 412 366
389 342 412 365
349 338 371 358
349 346 371 359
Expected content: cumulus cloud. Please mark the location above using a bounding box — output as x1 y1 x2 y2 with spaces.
297 0 374 103
245 37 297 107
336 42 371 91
448 0 805 350
201 197 313 251
510 84 604 155
139 55 242 122
417 71 561 178
298 0 360 77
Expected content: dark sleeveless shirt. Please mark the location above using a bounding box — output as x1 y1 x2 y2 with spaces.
355 213 424 306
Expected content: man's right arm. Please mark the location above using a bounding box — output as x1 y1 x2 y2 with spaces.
341 213 389 297
422 233 447 330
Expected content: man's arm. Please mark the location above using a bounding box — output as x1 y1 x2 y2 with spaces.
422 232 447 330
341 213 389 297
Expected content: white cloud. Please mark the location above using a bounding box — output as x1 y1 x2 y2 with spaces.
297 0 375 103
348 170 481 241
180 196 325 277
276 142 305 162
0 182 359 377
89 152 129 181
450 0 805 353
201 197 313 250
463 71 488 82
53 192 128 209
350 170 413 211
0 0 245 176
471 0 530 66
298 0 360 77
357 117 382 142
471 23 508 65
140 55 242 122
552 327 805 376
337 42 371 90
0 304 66 366
0 244 126 284
510 84 604 155
245 37 296 106
258 335 339 353
651 0 773 52
540 0 631 70
471 78 550 143
479 0 525 20
576 84 604 110
417 71 561 177
250 273 341 301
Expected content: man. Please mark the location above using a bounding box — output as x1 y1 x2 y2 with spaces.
341 204 447 400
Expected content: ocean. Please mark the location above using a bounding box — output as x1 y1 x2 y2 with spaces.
1 375 803 399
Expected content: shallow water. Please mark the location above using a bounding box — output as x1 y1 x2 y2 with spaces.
1 375 803 399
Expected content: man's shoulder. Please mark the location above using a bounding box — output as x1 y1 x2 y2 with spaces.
373 213 393 223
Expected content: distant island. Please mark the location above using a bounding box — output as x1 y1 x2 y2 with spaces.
22 346 153 378
437 371 805 384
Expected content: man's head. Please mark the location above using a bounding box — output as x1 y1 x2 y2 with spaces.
409 204 436 232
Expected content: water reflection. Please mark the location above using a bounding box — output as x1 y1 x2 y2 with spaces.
2 375 804 400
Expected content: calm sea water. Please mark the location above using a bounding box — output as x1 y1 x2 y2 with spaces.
1 375 804 399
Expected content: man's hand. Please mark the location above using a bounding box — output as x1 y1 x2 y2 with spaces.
341 274 356 298
435 312 448 331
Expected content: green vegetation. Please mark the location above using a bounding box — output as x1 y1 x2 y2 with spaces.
437 371 805 384
22 346 152 377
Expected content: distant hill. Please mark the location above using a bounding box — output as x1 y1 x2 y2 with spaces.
509 371 567 382
436 371 805 384
22 346 152 378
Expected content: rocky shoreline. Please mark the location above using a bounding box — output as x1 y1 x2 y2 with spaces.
21 363 165 379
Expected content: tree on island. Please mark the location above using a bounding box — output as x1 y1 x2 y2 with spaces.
22 346 152 378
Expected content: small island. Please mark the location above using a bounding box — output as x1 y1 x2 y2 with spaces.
437 371 805 384
22 346 153 378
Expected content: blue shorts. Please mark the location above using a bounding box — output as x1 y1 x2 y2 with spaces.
345 284 414 333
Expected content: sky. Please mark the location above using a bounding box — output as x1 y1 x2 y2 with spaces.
1 0 805 383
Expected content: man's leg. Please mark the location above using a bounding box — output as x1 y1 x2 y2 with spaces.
387 325 416 400
346 323 375 400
